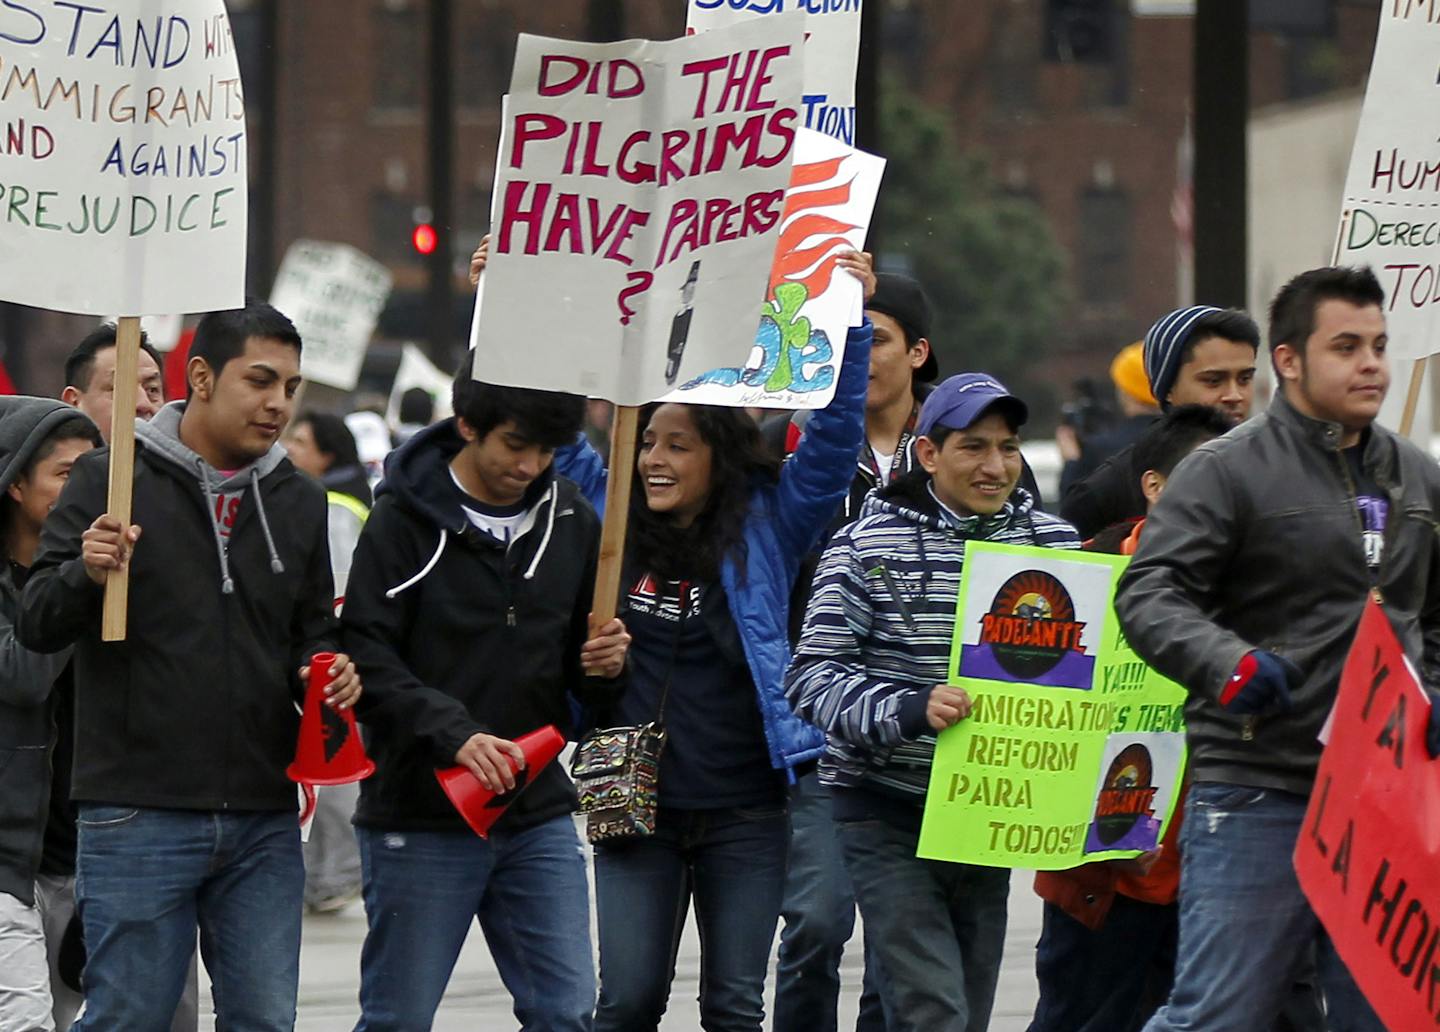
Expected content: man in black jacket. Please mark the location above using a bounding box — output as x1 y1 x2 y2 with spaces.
19 302 360 1031
342 361 627 1031
1117 267 1440 1031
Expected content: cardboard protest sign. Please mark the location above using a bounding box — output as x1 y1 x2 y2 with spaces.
0 0 247 316
1295 599 1440 1029
270 241 393 391
685 0 862 146
918 543 1187 870
668 128 883 409
1334 7 1440 359
470 20 804 406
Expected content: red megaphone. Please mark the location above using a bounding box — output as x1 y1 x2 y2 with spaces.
435 725 566 838
286 652 376 786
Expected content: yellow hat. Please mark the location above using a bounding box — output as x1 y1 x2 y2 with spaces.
1110 341 1157 408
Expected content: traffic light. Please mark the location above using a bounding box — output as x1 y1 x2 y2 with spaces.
1044 0 1114 63
412 222 438 257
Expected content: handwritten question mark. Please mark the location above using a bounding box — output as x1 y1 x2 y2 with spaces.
617 271 653 326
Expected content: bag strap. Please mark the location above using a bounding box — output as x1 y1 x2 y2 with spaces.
653 578 692 726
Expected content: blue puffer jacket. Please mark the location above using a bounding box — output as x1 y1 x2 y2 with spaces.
559 321 872 775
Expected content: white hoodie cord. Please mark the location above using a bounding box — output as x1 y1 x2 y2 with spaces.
523 482 558 581
385 529 449 599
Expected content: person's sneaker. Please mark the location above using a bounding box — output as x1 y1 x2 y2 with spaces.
306 890 360 915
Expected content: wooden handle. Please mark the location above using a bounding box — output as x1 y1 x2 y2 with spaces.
1399 357 1427 440
590 405 640 623
101 316 142 642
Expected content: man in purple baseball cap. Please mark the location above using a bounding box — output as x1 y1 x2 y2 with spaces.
787 372 1080 1031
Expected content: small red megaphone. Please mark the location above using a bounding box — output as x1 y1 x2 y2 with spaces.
286 652 375 786
435 725 566 838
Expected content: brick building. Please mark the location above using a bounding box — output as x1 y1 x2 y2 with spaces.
4 0 1384 411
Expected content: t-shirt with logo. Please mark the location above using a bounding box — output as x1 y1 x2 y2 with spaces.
1344 446 1388 571
616 574 782 809
212 469 242 544
448 468 528 544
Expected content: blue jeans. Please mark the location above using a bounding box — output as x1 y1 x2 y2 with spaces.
1142 783 1383 1032
72 805 303 1032
593 804 789 1032
837 815 1009 1032
774 775 888 1032
354 816 594 1031
1028 896 1177 1032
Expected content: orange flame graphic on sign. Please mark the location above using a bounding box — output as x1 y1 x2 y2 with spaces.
768 155 859 299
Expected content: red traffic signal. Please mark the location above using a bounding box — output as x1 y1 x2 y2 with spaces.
412 223 438 256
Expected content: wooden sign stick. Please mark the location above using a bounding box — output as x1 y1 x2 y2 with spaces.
1398 356 1428 439
591 405 640 623
101 316 142 642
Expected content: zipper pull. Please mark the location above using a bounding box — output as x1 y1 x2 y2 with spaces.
506 605 517 628
1371 586 1384 605
1242 716 1256 742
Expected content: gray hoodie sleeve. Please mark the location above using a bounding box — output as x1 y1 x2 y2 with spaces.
1115 447 1254 700
0 576 69 705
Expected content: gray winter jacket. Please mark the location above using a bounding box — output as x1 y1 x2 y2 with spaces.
1116 393 1440 796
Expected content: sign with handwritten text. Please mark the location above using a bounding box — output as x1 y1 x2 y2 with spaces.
1335 4 1440 359
919 543 1188 870
0 0 248 316
1296 599 1440 1030
270 240 392 392
470 20 803 406
667 128 882 410
686 0 862 146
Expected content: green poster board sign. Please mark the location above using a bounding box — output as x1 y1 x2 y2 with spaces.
917 542 1187 870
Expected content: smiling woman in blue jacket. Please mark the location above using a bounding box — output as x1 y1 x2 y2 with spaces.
558 307 871 1032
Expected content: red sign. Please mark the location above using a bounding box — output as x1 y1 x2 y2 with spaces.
1295 599 1440 1029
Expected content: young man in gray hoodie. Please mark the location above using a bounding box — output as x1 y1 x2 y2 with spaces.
19 302 362 1030
0 398 100 1031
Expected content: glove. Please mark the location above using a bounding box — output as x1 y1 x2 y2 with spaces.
1220 651 1300 716
1427 692 1440 761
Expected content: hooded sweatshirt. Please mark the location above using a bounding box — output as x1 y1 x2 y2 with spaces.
786 473 1080 823
18 401 337 811
343 419 622 834
0 398 93 904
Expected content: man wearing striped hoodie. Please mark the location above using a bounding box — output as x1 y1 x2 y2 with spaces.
786 374 1080 1032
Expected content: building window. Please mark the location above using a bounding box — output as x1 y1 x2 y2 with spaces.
881 0 925 89
1082 2 1130 109
457 4 517 111
372 194 422 264
1077 188 1131 304
989 1 1040 113
374 0 424 111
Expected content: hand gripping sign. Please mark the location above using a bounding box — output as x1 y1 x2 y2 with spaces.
1295 599 1440 1030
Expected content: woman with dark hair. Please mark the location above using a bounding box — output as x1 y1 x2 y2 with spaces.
558 260 876 1031
285 410 372 507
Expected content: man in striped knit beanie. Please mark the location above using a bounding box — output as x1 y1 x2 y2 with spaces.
786 373 1080 1032
1061 305 1260 539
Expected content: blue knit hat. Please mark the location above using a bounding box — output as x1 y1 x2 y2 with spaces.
1143 305 1223 411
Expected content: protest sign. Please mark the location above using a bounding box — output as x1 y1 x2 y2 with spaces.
1295 598 1440 1029
0 0 248 316
918 542 1187 870
685 0 862 146
470 19 804 407
270 241 393 392
667 128 883 409
387 343 454 428
1334 7 1440 365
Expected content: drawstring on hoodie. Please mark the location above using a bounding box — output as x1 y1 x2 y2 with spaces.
523 482 557 581
386 530 449 599
199 466 236 595
251 468 286 575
